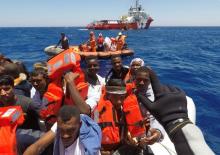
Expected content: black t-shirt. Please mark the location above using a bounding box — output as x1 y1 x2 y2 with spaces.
61 37 69 50
105 66 129 82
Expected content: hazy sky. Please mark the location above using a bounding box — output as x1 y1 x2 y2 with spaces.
0 0 220 27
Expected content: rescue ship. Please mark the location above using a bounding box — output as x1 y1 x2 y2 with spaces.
86 0 153 30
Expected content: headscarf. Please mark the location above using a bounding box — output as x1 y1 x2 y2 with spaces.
130 58 145 67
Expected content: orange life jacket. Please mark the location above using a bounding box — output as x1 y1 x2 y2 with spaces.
97 37 104 45
40 78 88 129
39 81 64 129
126 82 135 95
124 69 132 83
90 37 96 52
46 46 88 104
64 81 88 106
40 82 64 118
0 106 24 155
66 68 89 104
45 48 88 129
93 93 145 146
116 36 125 51
93 95 120 145
47 48 81 80
123 93 147 137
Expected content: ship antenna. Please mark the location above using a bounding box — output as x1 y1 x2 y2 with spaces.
136 0 139 9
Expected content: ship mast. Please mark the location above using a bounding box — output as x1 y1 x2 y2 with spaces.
135 0 139 9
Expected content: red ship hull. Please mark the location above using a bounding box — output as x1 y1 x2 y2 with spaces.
87 18 153 30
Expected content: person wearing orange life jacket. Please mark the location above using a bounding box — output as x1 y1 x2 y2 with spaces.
97 33 105 51
41 48 89 121
0 75 43 154
47 48 90 115
88 31 96 52
30 59 88 129
30 68 64 131
93 79 149 155
110 37 117 51
0 75 40 130
63 72 91 115
79 43 89 52
124 67 164 151
116 32 127 51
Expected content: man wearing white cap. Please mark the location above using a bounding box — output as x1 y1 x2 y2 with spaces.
116 32 127 51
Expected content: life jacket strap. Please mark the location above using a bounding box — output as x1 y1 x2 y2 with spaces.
98 122 113 129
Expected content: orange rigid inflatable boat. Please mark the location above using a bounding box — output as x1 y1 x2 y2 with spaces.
44 45 134 59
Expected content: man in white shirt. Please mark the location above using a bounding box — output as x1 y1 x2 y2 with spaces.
84 56 105 112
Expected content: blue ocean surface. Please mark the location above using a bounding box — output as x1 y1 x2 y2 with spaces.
0 27 220 154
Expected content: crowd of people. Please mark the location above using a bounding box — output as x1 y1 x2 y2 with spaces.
0 52 215 155
56 32 128 53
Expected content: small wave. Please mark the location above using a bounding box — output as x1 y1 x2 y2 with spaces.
78 28 88 31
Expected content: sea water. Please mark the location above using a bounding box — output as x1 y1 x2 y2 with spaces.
0 27 220 154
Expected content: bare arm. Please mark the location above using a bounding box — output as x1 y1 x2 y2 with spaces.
23 130 55 155
64 72 91 115
55 39 61 47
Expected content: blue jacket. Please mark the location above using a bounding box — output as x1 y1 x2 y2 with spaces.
53 114 101 155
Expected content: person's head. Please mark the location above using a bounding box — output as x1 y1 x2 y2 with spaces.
30 69 49 94
111 55 122 73
57 105 81 148
98 33 102 37
130 58 145 75
33 61 48 72
61 33 65 38
85 56 99 76
106 79 127 110
13 60 29 79
90 31 94 36
0 55 13 64
135 66 150 93
0 75 15 105
118 32 122 36
3 63 20 79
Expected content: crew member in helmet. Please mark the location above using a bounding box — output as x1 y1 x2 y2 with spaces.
116 32 127 50
88 31 96 52
96 33 104 51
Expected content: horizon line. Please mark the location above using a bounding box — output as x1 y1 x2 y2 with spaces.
0 25 220 28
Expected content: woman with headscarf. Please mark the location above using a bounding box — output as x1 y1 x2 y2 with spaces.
124 58 145 84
